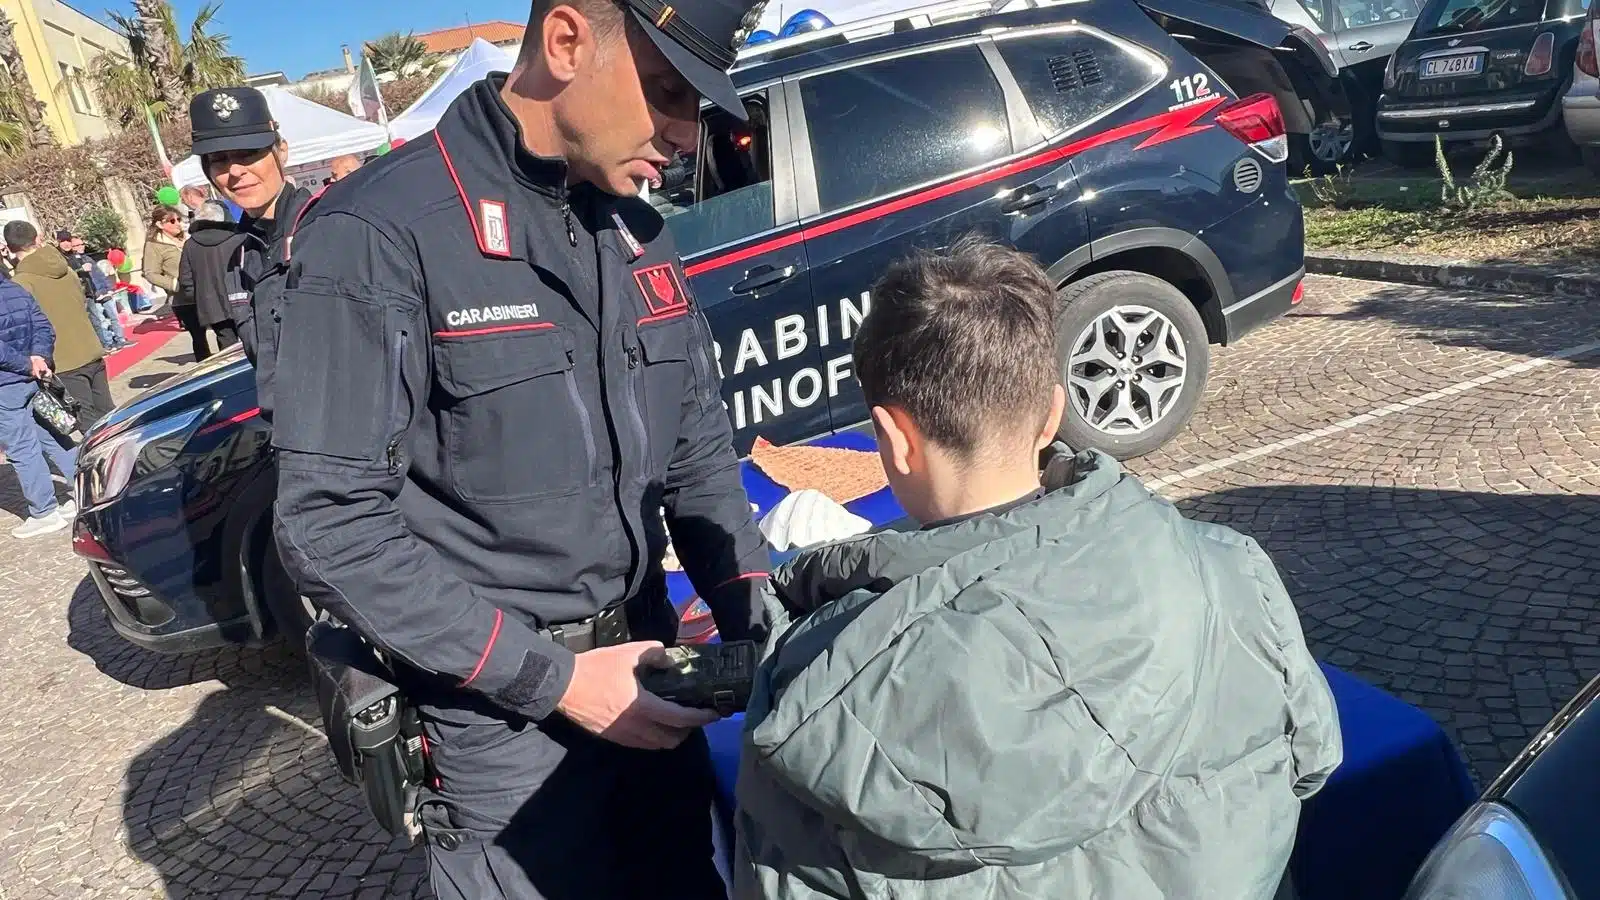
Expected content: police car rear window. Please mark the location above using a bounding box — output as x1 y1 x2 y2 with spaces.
995 30 1163 140
798 44 1012 212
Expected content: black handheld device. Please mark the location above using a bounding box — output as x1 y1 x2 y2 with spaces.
638 641 758 716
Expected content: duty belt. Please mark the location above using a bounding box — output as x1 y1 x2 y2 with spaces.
539 603 631 653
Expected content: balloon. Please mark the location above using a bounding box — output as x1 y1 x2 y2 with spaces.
156 185 180 207
106 248 125 267
779 10 831 37
745 28 777 45
117 259 133 274
374 142 391 156
389 137 406 150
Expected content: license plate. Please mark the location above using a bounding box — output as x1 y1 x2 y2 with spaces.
1420 54 1483 78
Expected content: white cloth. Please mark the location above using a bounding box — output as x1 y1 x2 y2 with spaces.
758 489 872 552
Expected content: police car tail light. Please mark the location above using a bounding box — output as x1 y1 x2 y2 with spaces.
1404 803 1572 900
77 406 209 510
1215 93 1288 165
1525 32 1556 77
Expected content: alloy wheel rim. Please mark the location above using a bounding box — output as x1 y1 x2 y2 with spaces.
1067 305 1188 436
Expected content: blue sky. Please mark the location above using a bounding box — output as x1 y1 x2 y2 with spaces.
111 0 530 79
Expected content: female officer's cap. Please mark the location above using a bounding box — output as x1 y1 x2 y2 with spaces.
189 87 279 157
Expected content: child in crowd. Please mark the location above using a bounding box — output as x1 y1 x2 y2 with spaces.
734 238 1342 900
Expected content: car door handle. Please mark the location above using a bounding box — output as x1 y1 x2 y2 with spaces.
1348 41 1373 52
1000 185 1058 215
730 264 801 295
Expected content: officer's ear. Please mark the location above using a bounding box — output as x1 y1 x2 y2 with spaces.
537 4 606 82
272 138 289 169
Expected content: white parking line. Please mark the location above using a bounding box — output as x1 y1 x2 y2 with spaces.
1147 339 1600 491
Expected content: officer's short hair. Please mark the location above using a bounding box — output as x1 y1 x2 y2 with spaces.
4 220 37 252
524 0 626 51
854 237 1060 461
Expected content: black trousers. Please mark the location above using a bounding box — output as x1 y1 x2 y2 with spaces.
59 358 113 432
211 321 239 351
173 304 211 362
417 601 725 900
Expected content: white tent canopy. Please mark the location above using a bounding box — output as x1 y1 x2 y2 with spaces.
171 86 389 189
389 39 515 142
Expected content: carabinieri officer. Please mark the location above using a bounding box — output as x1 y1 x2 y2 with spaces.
185 85 312 402
267 0 775 897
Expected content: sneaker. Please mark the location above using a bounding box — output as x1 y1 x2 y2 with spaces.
57 499 77 520
12 511 66 539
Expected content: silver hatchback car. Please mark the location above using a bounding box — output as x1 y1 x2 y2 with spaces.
1272 0 1423 164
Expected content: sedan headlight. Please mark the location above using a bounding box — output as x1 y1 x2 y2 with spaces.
76 406 210 510
1405 803 1572 899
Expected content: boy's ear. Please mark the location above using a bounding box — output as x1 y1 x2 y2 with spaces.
1035 384 1066 452
871 404 918 476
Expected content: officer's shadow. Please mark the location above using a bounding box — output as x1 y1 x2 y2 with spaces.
65 577 432 898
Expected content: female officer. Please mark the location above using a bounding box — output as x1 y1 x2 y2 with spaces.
186 86 312 419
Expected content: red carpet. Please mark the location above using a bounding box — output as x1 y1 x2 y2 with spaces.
107 316 184 379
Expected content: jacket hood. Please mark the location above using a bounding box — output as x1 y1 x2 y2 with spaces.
187 219 244 248
745 447 1210 868
16 245 72 279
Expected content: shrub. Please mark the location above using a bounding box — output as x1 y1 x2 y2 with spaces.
1436 134 1514 212
77 207 127 254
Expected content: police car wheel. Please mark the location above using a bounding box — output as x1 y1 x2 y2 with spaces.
1055 271 1210 461
250 525 317 654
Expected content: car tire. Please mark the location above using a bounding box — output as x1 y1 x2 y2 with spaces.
1055 271 1210 461
1288 133 1337 178
1380 138 1436 169
1582 146 1600 177
246 518 317 654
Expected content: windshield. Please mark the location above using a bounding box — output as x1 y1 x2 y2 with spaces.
1414 0 1549 34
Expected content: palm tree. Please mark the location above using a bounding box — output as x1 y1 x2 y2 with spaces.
91 0 245 125
363 32 434 76
131 0 180 110
0 9 55 147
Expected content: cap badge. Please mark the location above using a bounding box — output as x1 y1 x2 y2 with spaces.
212 92 240 120
731 1 770 51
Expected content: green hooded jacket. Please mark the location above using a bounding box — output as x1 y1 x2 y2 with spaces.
734 447 1341 900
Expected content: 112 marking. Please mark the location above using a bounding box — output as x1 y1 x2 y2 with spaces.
1169 73 1211 102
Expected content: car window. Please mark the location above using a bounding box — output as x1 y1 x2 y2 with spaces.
995 30 1163 140
657 93 776 258
798 44 1012 213
1414 0 1543 34
1294 0 1330 27
1335 0 1420 27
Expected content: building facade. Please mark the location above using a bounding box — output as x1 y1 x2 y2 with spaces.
1 0 129 144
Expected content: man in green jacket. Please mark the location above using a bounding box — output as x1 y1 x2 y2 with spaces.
5 221 113 428
735 239 1341 900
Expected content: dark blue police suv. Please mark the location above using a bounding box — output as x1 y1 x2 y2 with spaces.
74 0 1308 654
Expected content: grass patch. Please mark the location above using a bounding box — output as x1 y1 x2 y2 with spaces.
1295 164 1600 264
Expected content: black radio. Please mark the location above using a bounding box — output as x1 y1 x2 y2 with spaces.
637 640 759 716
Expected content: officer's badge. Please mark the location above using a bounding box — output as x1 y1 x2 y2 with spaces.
634 263 688 318
212 92 240 120
731 0 770 51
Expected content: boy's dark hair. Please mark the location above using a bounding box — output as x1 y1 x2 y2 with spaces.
4 220 37 253
854 237 1060 460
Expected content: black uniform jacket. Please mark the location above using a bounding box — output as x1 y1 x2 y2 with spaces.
229 182 313 419
269 76 772 722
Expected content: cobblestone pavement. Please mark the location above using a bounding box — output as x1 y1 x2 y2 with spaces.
3 276 1600 897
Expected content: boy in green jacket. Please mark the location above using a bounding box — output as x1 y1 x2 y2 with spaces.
734 238 1341 900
